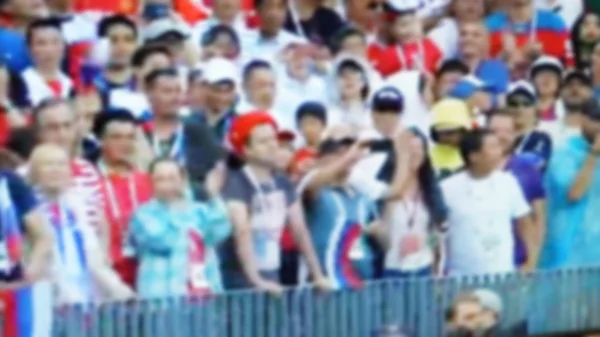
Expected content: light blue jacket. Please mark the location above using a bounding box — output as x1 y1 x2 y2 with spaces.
129 198 231 298
541 135 600 269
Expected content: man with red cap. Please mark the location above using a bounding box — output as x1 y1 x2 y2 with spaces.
221 111 329 293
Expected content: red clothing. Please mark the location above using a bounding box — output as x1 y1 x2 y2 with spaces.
72 0 138 14
47 80 62 97
70 159 104 227
174 0 255 25
99 170 152 287
372 38 443 77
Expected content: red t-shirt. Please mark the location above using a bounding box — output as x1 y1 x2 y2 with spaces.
372 38 443 77
100 170 152 287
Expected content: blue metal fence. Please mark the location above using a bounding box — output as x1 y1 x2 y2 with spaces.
42 268 600 336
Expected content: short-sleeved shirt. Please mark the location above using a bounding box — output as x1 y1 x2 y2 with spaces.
221 168 296 271
0 171 38 282
441 170 530 275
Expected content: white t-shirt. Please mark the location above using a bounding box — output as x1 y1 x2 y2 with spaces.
441 170 530 275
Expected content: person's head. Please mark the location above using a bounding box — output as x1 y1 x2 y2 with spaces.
530 56 563 98
390 9 422 43
201 24 241 60
472 289 503 330
430 99 471 146
2 0 49 20
317 137 358 180
562 70 593 105
131 45 172 87
296 101 327 146
579 12 600 43
580 98 600 142
33 98 78 155
506 80 538 132
187 69 206 110
98 15 138 68
460 129 502 173
459 21 488 59
93 109 138 164
242 59 276 107
144 68 182 118
450 0 485 22
488 110 517 155
28 144 71 193
331 26 368 58
203 57 238 114
255 0 287 35
213 0 241 22
434 59 469 99
149 157 186 201
283 43 313 80
446 292 484 331
229 111 280 167
335 58 369 101
26 18 64 68
143 19 189 59
509 0 531 8
370 86 403 137
345 0 384 33
74 91 102 137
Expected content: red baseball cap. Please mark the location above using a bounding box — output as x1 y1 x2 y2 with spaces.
228 111 278 155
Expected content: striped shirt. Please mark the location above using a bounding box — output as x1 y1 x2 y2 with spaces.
70 158 104 227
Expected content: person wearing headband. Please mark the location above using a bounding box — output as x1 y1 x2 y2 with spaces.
221 111 329 294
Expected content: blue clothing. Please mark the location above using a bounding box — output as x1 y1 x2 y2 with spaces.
541 135 600 269
473 59 510 97
0 28 31 74
515 130 553 170
130 198 231 298
305 186 377 289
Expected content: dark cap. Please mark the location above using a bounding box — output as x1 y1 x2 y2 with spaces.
371 86 404 113
581 98 600 121
296 101 327 126
563 69 592 87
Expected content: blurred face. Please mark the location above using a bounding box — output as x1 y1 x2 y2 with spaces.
151 161 184 201
213 0 240 20
346 0 384 29
257 0 287 34
102 121 137 163
562 79 592 104
75 91 101 136
489 115 516 155
31 148 71 192
436 129 463 146
533 70 560 97
436 71 464 98
188 76 207 109
139 53 172 83
148 75 183 117
510 0 531 6
206 81 236 113
392 13 421 42
471 134 503 170
285 45 312 79
459 22 487 57
38 103 78 154
452 300 483 330
30 27 64 67
340 34 367 58
337 67 365 100
245 124 280 166
452 0 484 21
210 32 239 59
506 93 537 130
107 24 137 67
245 68 276 105
580 14 600 42
299 116 325 146
371 111 399 137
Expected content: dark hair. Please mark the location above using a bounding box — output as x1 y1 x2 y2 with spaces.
98 14 138 38
409 128 448 225
26 17 63 46
571 12 600 70
255 0 285 10
435 59 469 79
148 156 186 175
242 59 273 84
330 25 366 55
131 45 171 68
337 59 370 100
459 129 492 167
296 101 327 126
144 67 179 88
187 68 203 85
201 24 240 51
31 97 73 133
6 127 36 160
92 109 138 139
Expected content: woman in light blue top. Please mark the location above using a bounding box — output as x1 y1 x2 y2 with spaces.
130 158 231 298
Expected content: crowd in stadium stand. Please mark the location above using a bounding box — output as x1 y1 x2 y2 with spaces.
0 0 598 335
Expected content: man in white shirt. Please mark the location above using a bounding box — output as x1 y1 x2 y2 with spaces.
441 129 536 275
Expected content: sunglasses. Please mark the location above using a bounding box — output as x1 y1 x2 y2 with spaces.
507 99 535 108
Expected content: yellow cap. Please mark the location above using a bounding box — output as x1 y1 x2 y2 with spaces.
431 99 472 130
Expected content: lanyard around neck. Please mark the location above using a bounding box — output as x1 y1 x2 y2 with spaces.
397 40 425 72
97 161 138 222
152 124 185 162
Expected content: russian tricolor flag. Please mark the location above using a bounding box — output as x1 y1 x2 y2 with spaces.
0 178 52 337
325 220 366 290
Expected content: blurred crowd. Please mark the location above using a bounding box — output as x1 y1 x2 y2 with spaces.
0 0 599 335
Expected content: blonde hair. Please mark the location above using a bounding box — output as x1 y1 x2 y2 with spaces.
28 144 71 186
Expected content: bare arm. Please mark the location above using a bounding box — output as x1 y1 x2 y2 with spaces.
227 201 268 287
287 201 326 280
567 154 597 202
23 209 54 282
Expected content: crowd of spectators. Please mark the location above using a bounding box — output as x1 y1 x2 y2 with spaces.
0 0 598 335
